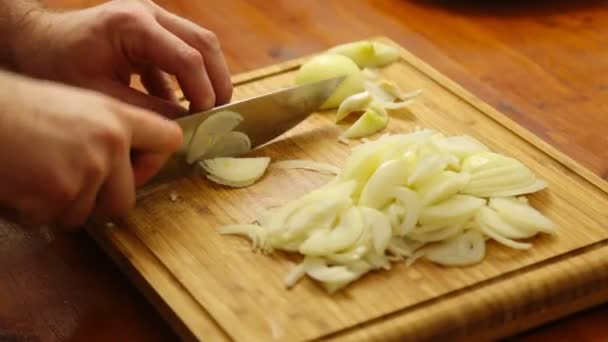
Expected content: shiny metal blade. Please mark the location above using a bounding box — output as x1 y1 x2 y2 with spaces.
145 76 344 187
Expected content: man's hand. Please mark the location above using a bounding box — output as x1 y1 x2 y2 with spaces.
13 0 232 116
0 71 183 229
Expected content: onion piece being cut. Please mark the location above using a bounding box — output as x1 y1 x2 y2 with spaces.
295 54 364 109
186 111 243 164
202 131 251 159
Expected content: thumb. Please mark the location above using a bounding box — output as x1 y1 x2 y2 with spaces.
97 79 187 119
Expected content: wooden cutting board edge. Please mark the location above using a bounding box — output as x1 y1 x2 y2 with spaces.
88 36 608 341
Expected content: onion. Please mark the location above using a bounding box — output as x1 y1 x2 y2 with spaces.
489 197 555 235
202 131 251 159
200 157 270 188
272 159 340 175
461 152 547 197
359 158 411 208
299 207 364 255
420 230 486 266
186 111 243 164
418 195 486 226
341 102 389 139
326 40 400 68
415 171 471 206
336 91 373 123
217 128 554 293
295 54 364 109
475 206 537 239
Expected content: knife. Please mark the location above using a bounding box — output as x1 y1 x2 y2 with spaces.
144 76 345 187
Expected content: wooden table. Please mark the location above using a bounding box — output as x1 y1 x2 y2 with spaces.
2 0 607 340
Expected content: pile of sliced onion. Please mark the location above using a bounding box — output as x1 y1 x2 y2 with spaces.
219 129 555 293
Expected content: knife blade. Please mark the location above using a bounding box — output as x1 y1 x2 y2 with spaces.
145 76 345 187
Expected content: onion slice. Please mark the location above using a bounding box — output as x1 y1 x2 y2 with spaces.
273 159 340 175
200 157 271 188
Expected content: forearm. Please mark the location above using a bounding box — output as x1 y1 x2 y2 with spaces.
0 1 42 69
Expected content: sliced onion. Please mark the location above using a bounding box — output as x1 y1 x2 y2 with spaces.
475 206 537 239
273 159 340 175
335 91 373 123
431 135 489 160
216 127 554 293
421 230 486 266
391 187 421 236
418 195 485 226
360 207 392 254
359 158 411 208
200 157 270 188
415 171 471 206
461 152 546 197
489 197 555 235
186 111 243 164
341 102 389 139
202 131 251 159
299 207 364 255
478 222 532 250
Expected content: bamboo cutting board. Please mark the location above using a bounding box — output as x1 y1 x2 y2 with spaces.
88 37 608 341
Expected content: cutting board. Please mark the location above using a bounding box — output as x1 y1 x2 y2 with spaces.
88 37 608 341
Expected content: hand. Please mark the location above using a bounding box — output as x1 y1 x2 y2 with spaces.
0 71 183 229
14 0 232 117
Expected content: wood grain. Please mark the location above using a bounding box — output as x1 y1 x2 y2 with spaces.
89 38 608 341
2 0 607 341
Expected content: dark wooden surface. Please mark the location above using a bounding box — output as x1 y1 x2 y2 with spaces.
2 0 607 340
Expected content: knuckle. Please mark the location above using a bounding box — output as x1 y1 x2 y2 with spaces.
180 47 204 68
103 1 152 27
84 154 107 180
96 124 128 155
196 29 220 52
105 7 141 25
202 94 216 109
51 178 80 204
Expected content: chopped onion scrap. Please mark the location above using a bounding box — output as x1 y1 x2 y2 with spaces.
272 159 340 175
219 129 555 293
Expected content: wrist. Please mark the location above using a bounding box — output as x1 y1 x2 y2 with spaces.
11 8 51 74
0 0 44 70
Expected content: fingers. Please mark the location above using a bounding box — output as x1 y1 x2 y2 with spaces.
60 166 105 229
132 152 169 187
119 102 183 153
98 79 186 119
140 66 178 103
127 22 216 111
96 147 135 217
154 11 233 106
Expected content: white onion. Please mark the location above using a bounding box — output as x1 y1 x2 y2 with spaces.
218 128 554 293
